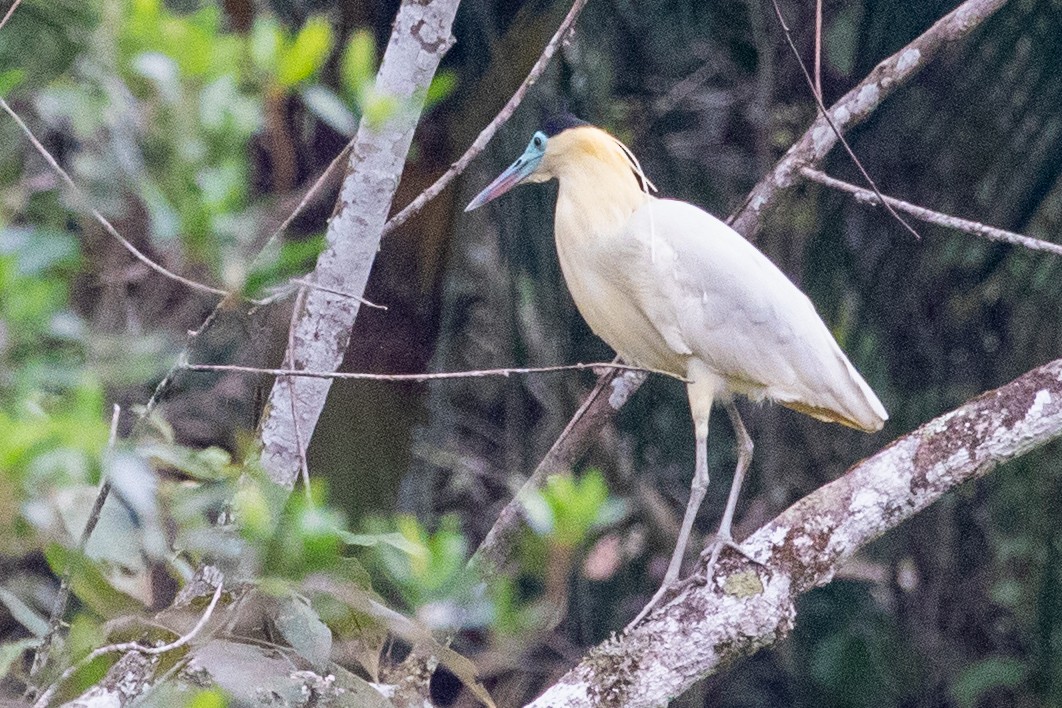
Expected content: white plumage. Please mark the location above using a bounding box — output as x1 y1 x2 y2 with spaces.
466 119 887 626
561 197 886 431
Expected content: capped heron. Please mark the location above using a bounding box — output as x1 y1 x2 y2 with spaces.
466 115 887 625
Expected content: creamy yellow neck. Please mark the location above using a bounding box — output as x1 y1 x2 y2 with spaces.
550 141 649 240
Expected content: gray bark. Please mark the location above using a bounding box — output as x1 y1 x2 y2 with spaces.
258 0 459 488
528 358 1062 707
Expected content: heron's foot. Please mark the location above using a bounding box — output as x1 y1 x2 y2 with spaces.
625 580 673 631
625 537 763 631
626 571 707 631
699 532 763 572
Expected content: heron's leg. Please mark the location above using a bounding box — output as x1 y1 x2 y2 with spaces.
627 384 712 629
701 401 758 569
662 414 710 586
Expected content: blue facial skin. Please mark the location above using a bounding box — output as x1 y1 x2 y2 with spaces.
465 131 548 211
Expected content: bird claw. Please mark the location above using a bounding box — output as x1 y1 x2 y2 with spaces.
698 533 763 570
625 581 672 631
626 537 764 632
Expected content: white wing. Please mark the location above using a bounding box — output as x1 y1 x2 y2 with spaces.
622 199 887 431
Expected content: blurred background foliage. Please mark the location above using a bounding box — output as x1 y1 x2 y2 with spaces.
0 0 1061 706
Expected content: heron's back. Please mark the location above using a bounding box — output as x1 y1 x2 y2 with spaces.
556 196 887 432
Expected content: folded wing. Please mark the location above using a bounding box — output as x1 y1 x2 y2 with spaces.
623 199 887 432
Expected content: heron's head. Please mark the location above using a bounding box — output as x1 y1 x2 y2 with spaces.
465 115 651 211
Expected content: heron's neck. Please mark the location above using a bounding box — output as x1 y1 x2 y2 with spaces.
553 157 649 242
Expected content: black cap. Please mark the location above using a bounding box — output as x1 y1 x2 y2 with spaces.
543 113 589 137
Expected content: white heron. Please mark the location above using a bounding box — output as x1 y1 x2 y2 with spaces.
466 115 887 625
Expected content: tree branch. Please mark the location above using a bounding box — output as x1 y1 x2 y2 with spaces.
182 361 676 383
470 0 1010 577
382 0 590 235
528 358 1062 707
801 167 1062 257
257 0 460 488
730 0 1009 238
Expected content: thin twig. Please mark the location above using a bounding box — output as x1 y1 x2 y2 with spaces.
182 361 687 383
0 99 229 296
251 142 354 274
801 167 1062 256
768 0 921 241
33 583 223 708
382 0 591 235
814 0 823 99
26 405 121 691
0 0 23 33
289 277 387 309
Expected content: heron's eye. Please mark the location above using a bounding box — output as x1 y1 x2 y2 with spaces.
533 135 544 149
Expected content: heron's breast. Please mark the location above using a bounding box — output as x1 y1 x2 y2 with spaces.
553 225 685 375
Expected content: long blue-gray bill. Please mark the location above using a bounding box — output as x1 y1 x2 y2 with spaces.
465 155 539 211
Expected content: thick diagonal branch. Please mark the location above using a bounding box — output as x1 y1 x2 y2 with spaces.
258 0 460 487
529 358 1062 707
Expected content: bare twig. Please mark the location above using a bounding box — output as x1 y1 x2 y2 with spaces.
289 277 386 309
814 0 823 99
530 359 1062 706
253 143 354 272
0 0 23 33
182 360 683 383
33 583 224 708
26 405 121 691
768 0 921 240
382 0 591 235
0 99 229 297
729 0 1010 239
802 168 1062 257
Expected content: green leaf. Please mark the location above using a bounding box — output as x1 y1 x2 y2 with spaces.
327 662 395 707
249 16 282 73
276 17 333 88
300 85 358 137
951 657 1028 708
44 544 143 618
336 529 425 557
139 442 235 481
52 484 143 570
0 639 37 681
186 688 229 708
340 29 376 95
0 68 25 97
275 593 332 671
425 70 457 108
0 586 49 637
243 235 324 298
361 90 401 130
0 227 79 275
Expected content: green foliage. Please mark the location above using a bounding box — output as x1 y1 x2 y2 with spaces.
951 656 1029 708
185 688 229 708
362 514 469 611
521 470 626 548
242 234 325 298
